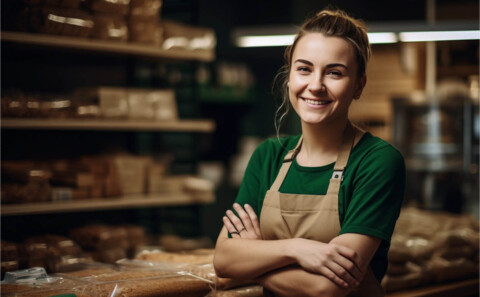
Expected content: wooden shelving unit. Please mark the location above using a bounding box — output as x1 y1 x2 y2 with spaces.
1 31 215 62
1 118 216 132
1 191 215 216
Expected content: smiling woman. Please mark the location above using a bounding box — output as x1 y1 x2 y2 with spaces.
214 9 406 297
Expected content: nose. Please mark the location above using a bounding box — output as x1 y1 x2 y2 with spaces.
308 73 325 93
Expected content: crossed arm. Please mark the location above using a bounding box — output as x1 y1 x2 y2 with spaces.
213 203 381 297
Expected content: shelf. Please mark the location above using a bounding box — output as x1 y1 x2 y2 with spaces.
386 278 479 297
1 191 215 216
1 31 215 62
1 118 216 132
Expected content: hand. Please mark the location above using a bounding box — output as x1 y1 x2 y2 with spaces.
291 238 364 288
223 203 262 240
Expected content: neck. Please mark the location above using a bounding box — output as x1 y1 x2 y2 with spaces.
297 119 349 167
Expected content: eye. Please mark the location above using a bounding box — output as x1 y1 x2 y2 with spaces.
296 66 311 73
327 70 343 77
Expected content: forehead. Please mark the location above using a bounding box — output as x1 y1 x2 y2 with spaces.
292 33 356 64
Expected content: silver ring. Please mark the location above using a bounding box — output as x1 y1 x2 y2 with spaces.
239 227 246 232
230 231 239 235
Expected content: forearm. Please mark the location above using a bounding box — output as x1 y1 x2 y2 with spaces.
259 266 351 297
214 228 297 279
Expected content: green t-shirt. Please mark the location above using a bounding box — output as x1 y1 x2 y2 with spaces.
234 132 406 281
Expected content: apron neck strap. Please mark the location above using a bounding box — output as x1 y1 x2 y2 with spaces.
270 123 356 192
269 136 303 191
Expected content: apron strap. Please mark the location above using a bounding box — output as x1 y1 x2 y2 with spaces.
326 122 356 195
269 136 303 192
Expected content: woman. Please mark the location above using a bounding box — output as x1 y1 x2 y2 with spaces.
214 9 405 297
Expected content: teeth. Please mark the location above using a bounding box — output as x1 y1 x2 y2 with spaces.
304 99 330 105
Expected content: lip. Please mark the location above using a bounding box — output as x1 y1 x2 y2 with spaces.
301 97 332 109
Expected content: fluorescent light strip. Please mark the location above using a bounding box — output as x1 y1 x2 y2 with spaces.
236 34 294 47
367 32 398 44
236 33 396 47
236 30 479 47
399 30 480 42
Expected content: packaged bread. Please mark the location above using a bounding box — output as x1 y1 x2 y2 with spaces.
1 267 92 297
61 266 212 297
91 13 129 41
128 19 163 44
129 0 162 21
23 234 90 272
28 6 94 37
161 19 216 51
207 285 264 297
1 162 52 204
70 224 129 251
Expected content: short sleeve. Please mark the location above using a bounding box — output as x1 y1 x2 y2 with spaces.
234 140 270 216
339 145 406 243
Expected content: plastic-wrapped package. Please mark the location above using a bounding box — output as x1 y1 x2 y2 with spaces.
1 267 92 297
70 224 129 251
383 207 480 292
133 250 257 290
74 86 129 118
23 234 91 273
128 19 163 45
28 6 94 37
1 161 52 204
206 285 264 297
91 13 129 41
129 0 162 21
64 263 212 297
161 20 216 51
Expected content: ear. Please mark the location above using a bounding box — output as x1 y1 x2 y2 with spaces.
354 75 367 99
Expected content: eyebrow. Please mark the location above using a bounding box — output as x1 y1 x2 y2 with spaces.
294 59 349 70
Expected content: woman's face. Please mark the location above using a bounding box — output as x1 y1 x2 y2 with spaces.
288 32 365 127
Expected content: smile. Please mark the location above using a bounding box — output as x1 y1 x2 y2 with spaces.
303 98 332 105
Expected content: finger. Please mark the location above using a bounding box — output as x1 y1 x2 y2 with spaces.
333 254 363 282
222 216 240 237
327 260 359 287
334 246 363 279
226 209 245 232
233 203 253 232
319 266 349 288
244 204 261 236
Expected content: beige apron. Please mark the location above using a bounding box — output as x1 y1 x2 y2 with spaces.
260 124 384 297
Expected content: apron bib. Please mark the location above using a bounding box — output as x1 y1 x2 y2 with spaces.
260 124 384 297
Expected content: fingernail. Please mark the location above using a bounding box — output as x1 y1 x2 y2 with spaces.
244 204 250 208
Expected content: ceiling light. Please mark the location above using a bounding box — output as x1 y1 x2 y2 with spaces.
399 30 479 42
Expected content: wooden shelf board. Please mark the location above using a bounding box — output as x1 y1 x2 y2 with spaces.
1 118 216 132
386 278 479 297
1 192 215 216
1 31 215 62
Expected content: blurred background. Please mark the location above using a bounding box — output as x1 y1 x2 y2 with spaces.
1 0 479 293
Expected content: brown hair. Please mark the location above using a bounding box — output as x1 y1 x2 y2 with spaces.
274 9 371 136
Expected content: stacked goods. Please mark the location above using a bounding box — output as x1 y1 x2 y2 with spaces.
382 207 479 292
206 286 264 297
1 241 20 278
70 224 145 264
0 224 146 276
22 235 90 272
1 161 52 204
1 157 122 203
1 235 90 275
134 249 258 291
4 0 216 50
1 264 212 297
